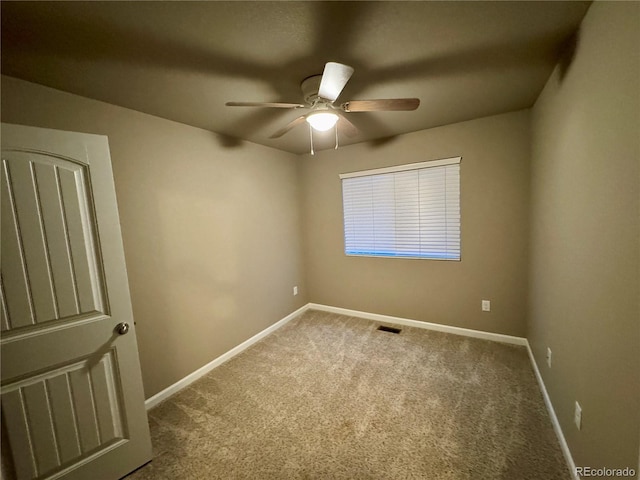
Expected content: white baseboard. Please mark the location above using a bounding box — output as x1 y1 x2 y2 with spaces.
525 343 578 480
307 303 528 346
145 302 524 410
145 304 309 409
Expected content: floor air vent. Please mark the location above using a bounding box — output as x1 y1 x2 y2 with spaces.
377 325 401 334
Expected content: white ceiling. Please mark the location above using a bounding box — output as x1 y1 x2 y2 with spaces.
1 1 590 154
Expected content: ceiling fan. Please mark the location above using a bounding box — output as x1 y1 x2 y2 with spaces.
226 62 420 150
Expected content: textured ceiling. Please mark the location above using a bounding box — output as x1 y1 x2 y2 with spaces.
1 1 590 154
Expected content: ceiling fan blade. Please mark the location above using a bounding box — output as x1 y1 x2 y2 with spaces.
226 102 304 109
269 116 307 138
318 62 354 102
341 98 420 112
337 113 358 138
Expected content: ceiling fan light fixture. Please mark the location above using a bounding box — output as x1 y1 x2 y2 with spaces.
306 112 339 131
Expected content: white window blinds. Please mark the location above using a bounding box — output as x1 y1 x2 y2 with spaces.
340 157 461 260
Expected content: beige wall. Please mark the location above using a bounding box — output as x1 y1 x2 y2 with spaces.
529 1 639 471
3 2 638 470
300 110 531 337
1 76 307 399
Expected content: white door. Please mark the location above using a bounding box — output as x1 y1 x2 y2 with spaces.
1 124 152 480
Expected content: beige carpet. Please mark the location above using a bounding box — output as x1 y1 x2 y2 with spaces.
127 310 569 479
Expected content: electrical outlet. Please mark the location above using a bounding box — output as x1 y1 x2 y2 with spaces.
547 347 552 368
293 286 298 296
574 401 582 430
481 300 491 312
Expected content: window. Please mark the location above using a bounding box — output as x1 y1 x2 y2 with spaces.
340 157 461 260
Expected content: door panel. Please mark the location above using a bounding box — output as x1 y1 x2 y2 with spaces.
1 124 151 480
2 350 126 479
1 153 105 333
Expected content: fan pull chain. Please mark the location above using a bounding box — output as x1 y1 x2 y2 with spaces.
335 124 339 150
310 124 315 155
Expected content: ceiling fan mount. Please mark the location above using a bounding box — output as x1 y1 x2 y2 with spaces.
226 62 420 141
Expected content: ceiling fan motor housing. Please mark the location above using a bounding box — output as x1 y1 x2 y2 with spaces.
301 75 323 105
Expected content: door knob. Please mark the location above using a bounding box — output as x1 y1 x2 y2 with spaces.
115 322 130 335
